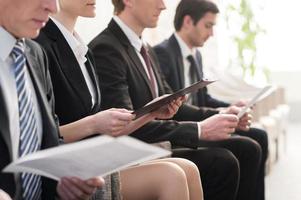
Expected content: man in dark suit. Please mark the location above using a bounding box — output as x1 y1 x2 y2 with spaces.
89 0 263 200
0 0 103 199
154 1 268 200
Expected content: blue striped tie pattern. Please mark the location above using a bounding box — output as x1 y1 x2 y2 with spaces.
11 40 42 200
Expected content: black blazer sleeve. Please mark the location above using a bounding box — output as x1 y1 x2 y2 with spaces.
202 87 230 108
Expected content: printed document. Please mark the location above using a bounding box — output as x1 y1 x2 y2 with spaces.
237 85 275 118
3 136 170 180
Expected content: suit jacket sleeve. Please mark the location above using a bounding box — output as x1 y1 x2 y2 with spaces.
203 87 230 108
90 38 200 148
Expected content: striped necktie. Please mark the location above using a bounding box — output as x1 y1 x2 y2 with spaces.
11 40 42 200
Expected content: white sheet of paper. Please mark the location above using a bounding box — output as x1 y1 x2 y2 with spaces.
237 85 274 118
3 136 170 180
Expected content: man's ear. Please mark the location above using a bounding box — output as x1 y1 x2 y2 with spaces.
182 15 194 29
123 0 132 8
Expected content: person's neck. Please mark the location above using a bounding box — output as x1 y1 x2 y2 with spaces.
117 13 144 37
177 31 193 50
51 12 77 34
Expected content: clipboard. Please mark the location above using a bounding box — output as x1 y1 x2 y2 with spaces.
133 79 216 119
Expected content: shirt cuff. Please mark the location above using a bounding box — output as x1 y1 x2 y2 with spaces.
197 121 202 139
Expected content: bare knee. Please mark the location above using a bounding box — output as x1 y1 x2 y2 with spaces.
157 162 188 186
164 158 201 180
120 162 189 200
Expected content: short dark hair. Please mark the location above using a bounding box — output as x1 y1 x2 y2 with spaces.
174 0 219 31
112 0 125 14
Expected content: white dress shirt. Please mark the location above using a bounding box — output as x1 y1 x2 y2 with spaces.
0 26 42 161
51 18 96 107
174 33 203 138
113 16 159 97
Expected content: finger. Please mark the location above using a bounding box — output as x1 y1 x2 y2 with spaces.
238 125 250 131
247 119 252 126
59 178 77 200
114 108 133 113
238 122 248 129
70 177 96 197
111 126 128 136
239 116 249 122
226 106 240 115
247 114 253 120
168 104 178 113
241 112 251 120
115 112 135 122
113 119 131 127
56 182 66 200
175 99 183 107
171 99 182 109
86 177 105 188
226 127 236 133
223 114 239 122
66 177 91 199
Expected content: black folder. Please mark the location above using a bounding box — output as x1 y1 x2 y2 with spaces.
133 79 216 119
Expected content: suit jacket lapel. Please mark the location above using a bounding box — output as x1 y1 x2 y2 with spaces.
108 20 156 99
0 85 13 160
169 35 185 88
85 52 101 113
195 50 203 80
45 20 93 111
24 44 57 147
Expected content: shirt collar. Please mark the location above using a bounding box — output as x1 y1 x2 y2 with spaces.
51 17 88 63
113 16 143 52
0 26 17 62
174 33 196 59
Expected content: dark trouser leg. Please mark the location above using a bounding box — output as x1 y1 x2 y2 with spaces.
198 136 261 200
172 148 239 200
236 128 268 200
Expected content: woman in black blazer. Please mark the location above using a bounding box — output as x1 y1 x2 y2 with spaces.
35 0 203 200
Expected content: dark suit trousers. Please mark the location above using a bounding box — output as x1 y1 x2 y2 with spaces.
197 134 262 200
236 128 268 200
172 148 239 200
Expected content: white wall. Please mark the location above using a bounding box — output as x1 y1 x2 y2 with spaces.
75 0 181 44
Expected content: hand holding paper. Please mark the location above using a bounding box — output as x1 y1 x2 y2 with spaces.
237 85 274 119
220 105 252 131
57 177 104 200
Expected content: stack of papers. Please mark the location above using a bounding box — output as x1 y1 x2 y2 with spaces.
3 136 170 180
